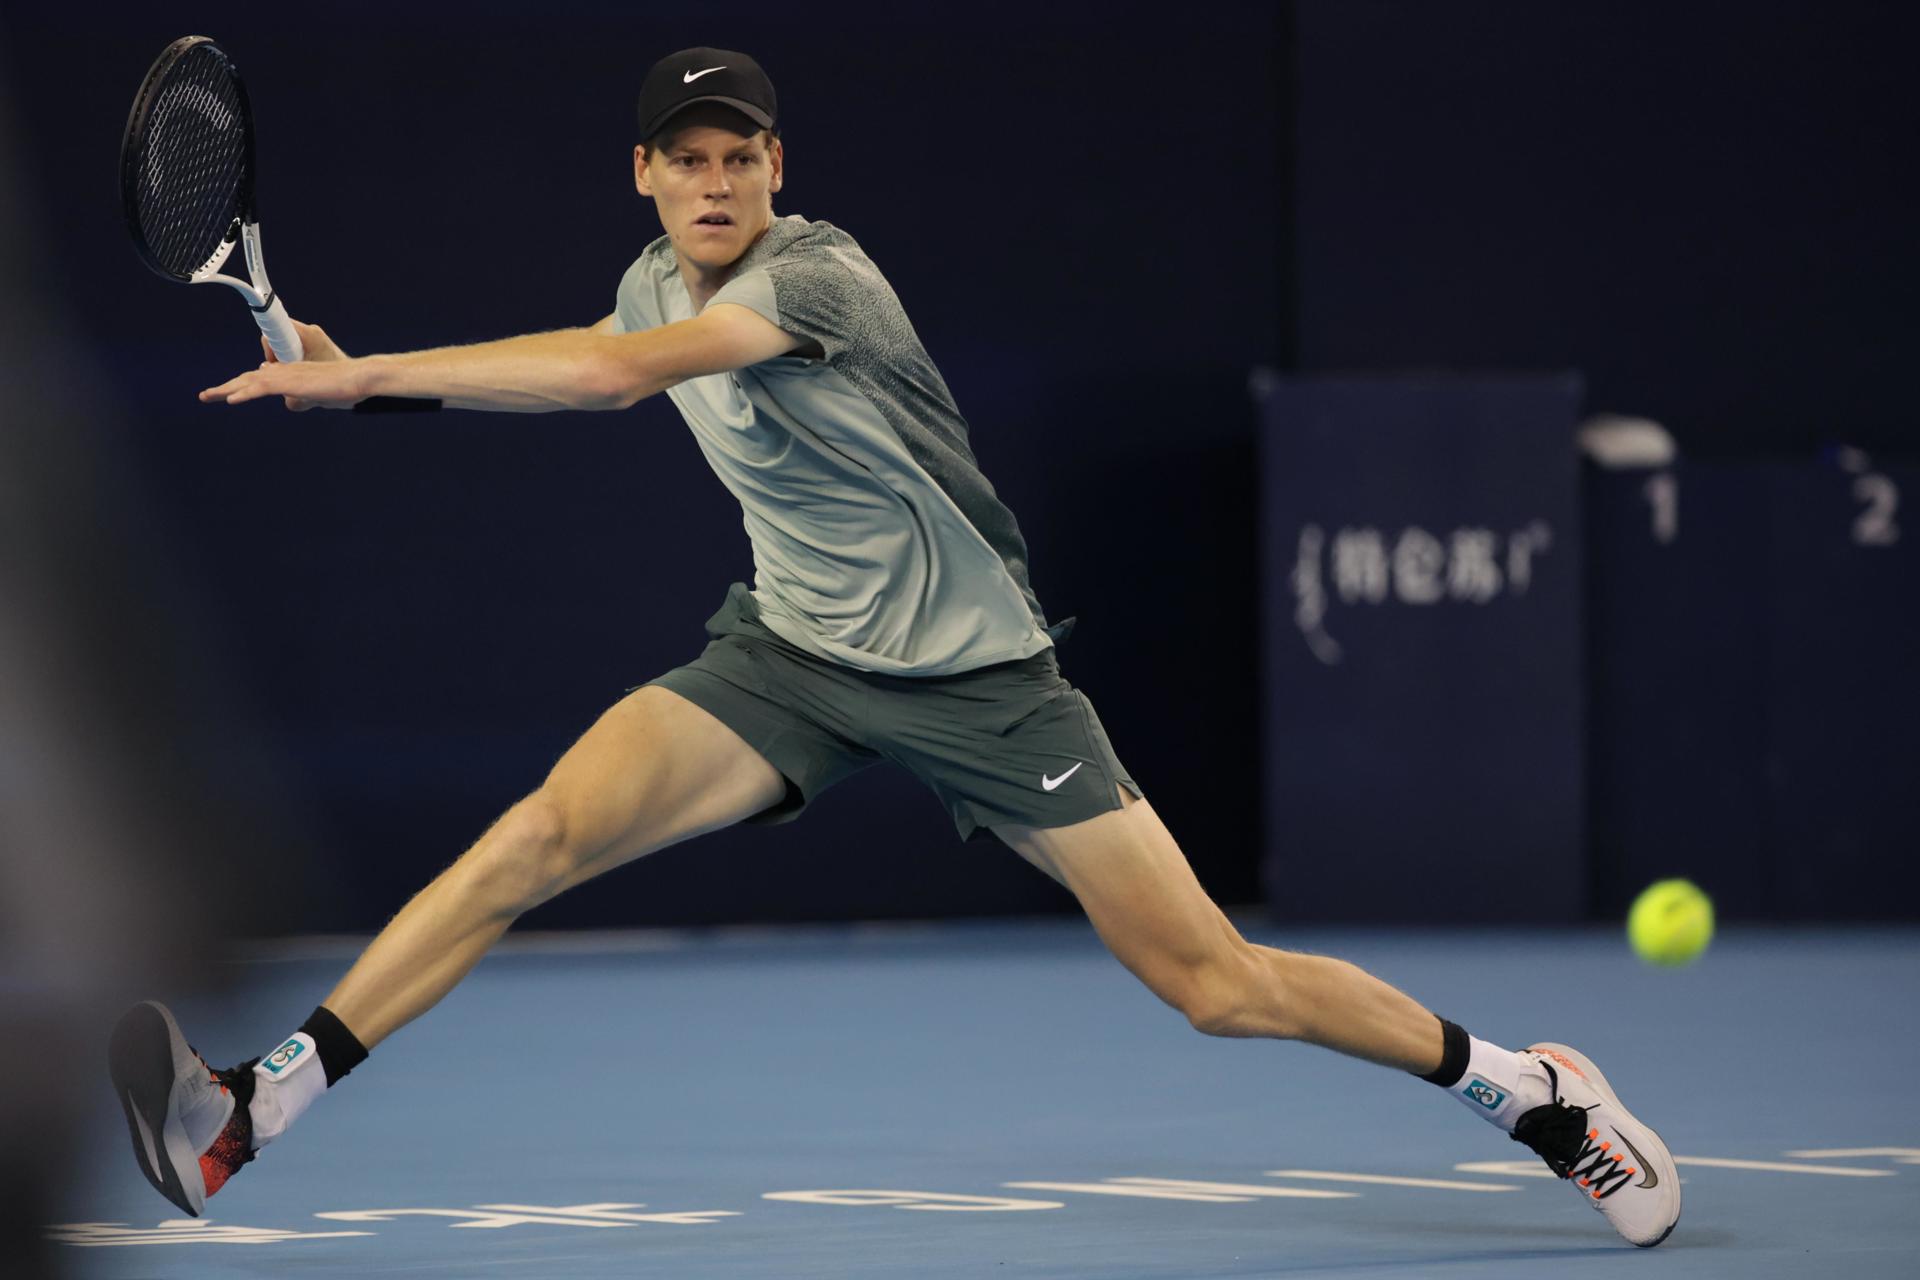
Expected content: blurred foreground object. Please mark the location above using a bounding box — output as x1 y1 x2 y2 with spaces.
0 49 300 1275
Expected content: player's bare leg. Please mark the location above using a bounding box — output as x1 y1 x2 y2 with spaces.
993 786 1681 1246
328 686 785 1046
995 787 1444 1071
111 686 786 1216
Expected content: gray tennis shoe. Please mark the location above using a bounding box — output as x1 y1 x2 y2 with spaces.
108 1001 257 1217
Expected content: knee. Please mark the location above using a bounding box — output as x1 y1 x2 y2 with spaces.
459 790 575 916
1178 945 1298 1041
1182 972 1253 1039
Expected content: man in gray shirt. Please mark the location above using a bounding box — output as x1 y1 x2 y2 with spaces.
119 46 1679 1249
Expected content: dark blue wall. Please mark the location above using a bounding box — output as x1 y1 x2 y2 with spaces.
1584 457 1920 920
1293 1 1919 458
2 2 1909 928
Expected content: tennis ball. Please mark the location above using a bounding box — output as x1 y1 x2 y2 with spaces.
1627 878 1714 966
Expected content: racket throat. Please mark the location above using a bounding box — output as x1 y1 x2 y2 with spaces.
192 220 273 310
240 219 267 292
194 272 270 309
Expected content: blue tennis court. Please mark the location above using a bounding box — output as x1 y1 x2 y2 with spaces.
56 921 1920 1277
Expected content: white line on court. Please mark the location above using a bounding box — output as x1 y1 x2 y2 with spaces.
1265 1169 1526 1191
1454 1161 1558 1178
1107 1178 1369 1198
1672 1157 1894 1177
49 1222 373 1247
1004 1182 1258 1203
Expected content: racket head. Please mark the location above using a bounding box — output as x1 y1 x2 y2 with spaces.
120 35 258 283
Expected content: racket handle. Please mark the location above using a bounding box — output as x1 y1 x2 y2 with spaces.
253 294 306 364
251 291 440 411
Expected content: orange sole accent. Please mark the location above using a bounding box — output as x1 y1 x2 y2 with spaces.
198 1122 250 1197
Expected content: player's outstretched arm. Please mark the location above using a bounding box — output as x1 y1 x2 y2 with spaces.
198 305 802 413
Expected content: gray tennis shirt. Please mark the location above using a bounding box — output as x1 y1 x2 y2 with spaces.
611 213 1055 676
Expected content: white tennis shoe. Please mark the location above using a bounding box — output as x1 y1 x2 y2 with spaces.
1508 1042 1681 1247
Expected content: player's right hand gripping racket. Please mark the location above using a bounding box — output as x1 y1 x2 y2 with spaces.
120 35 435 412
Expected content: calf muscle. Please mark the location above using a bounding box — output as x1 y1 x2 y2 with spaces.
996 789 1445 1075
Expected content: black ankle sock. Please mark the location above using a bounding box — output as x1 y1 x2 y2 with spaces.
298 1006 369 1088
1416 1017 1470 1087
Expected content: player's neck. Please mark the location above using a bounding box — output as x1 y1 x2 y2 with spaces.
677 222 772 312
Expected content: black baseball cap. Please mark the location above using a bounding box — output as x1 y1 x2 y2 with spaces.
637 47 778 144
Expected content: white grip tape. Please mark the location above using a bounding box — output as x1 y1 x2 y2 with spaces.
253 294 305 365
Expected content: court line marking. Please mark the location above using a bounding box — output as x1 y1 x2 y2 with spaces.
1458 1154 1902 1180
1455 1160 1558 1179
56 1145 1917 1247
1671 1157 1893 1177
1266 1169 1527 1191
474 1203 741 1225
765 1190 1063 1211
1004 1182 1258 1202
49 1221 372 1247
1109 1178 1367 1199
316 1204 740 1228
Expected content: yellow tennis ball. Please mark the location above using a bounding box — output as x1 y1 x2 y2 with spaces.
1627 878 1714 966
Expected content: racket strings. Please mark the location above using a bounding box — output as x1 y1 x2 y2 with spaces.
133 44 249 278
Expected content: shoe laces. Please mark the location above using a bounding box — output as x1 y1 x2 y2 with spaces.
219 1057 261 1105
1509 1062 1638 1200
208 1058 262 1178
189 1044 228 1096
189 1048 261 1109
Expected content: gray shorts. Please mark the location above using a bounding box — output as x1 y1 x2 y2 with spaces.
646 583 1141 841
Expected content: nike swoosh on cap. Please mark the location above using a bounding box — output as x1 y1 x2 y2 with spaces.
1613 1128 1658 1189
683 66 727 83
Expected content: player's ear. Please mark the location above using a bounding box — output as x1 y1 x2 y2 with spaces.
634 144 653 197
768 137 783 194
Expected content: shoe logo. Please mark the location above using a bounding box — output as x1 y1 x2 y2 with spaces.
1613 1128 1659 1188
1462 1078 1507 1110
683 66 727 83
1041 762 1084 791
261 1037 306 1076
127 1089 163 1177
1533 1047 1588 1081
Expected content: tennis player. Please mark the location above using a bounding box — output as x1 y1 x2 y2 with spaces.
116 47 1680 1247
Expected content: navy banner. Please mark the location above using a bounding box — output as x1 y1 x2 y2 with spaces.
1256 375 1587 923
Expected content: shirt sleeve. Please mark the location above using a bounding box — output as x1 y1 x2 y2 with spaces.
705 266 781 331
756 239 885 364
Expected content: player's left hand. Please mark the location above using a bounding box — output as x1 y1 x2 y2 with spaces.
198 357 373 411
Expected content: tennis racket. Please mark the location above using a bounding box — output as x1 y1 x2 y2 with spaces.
120 35 433 412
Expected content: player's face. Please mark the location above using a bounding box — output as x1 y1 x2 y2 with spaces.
635 114 783 272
